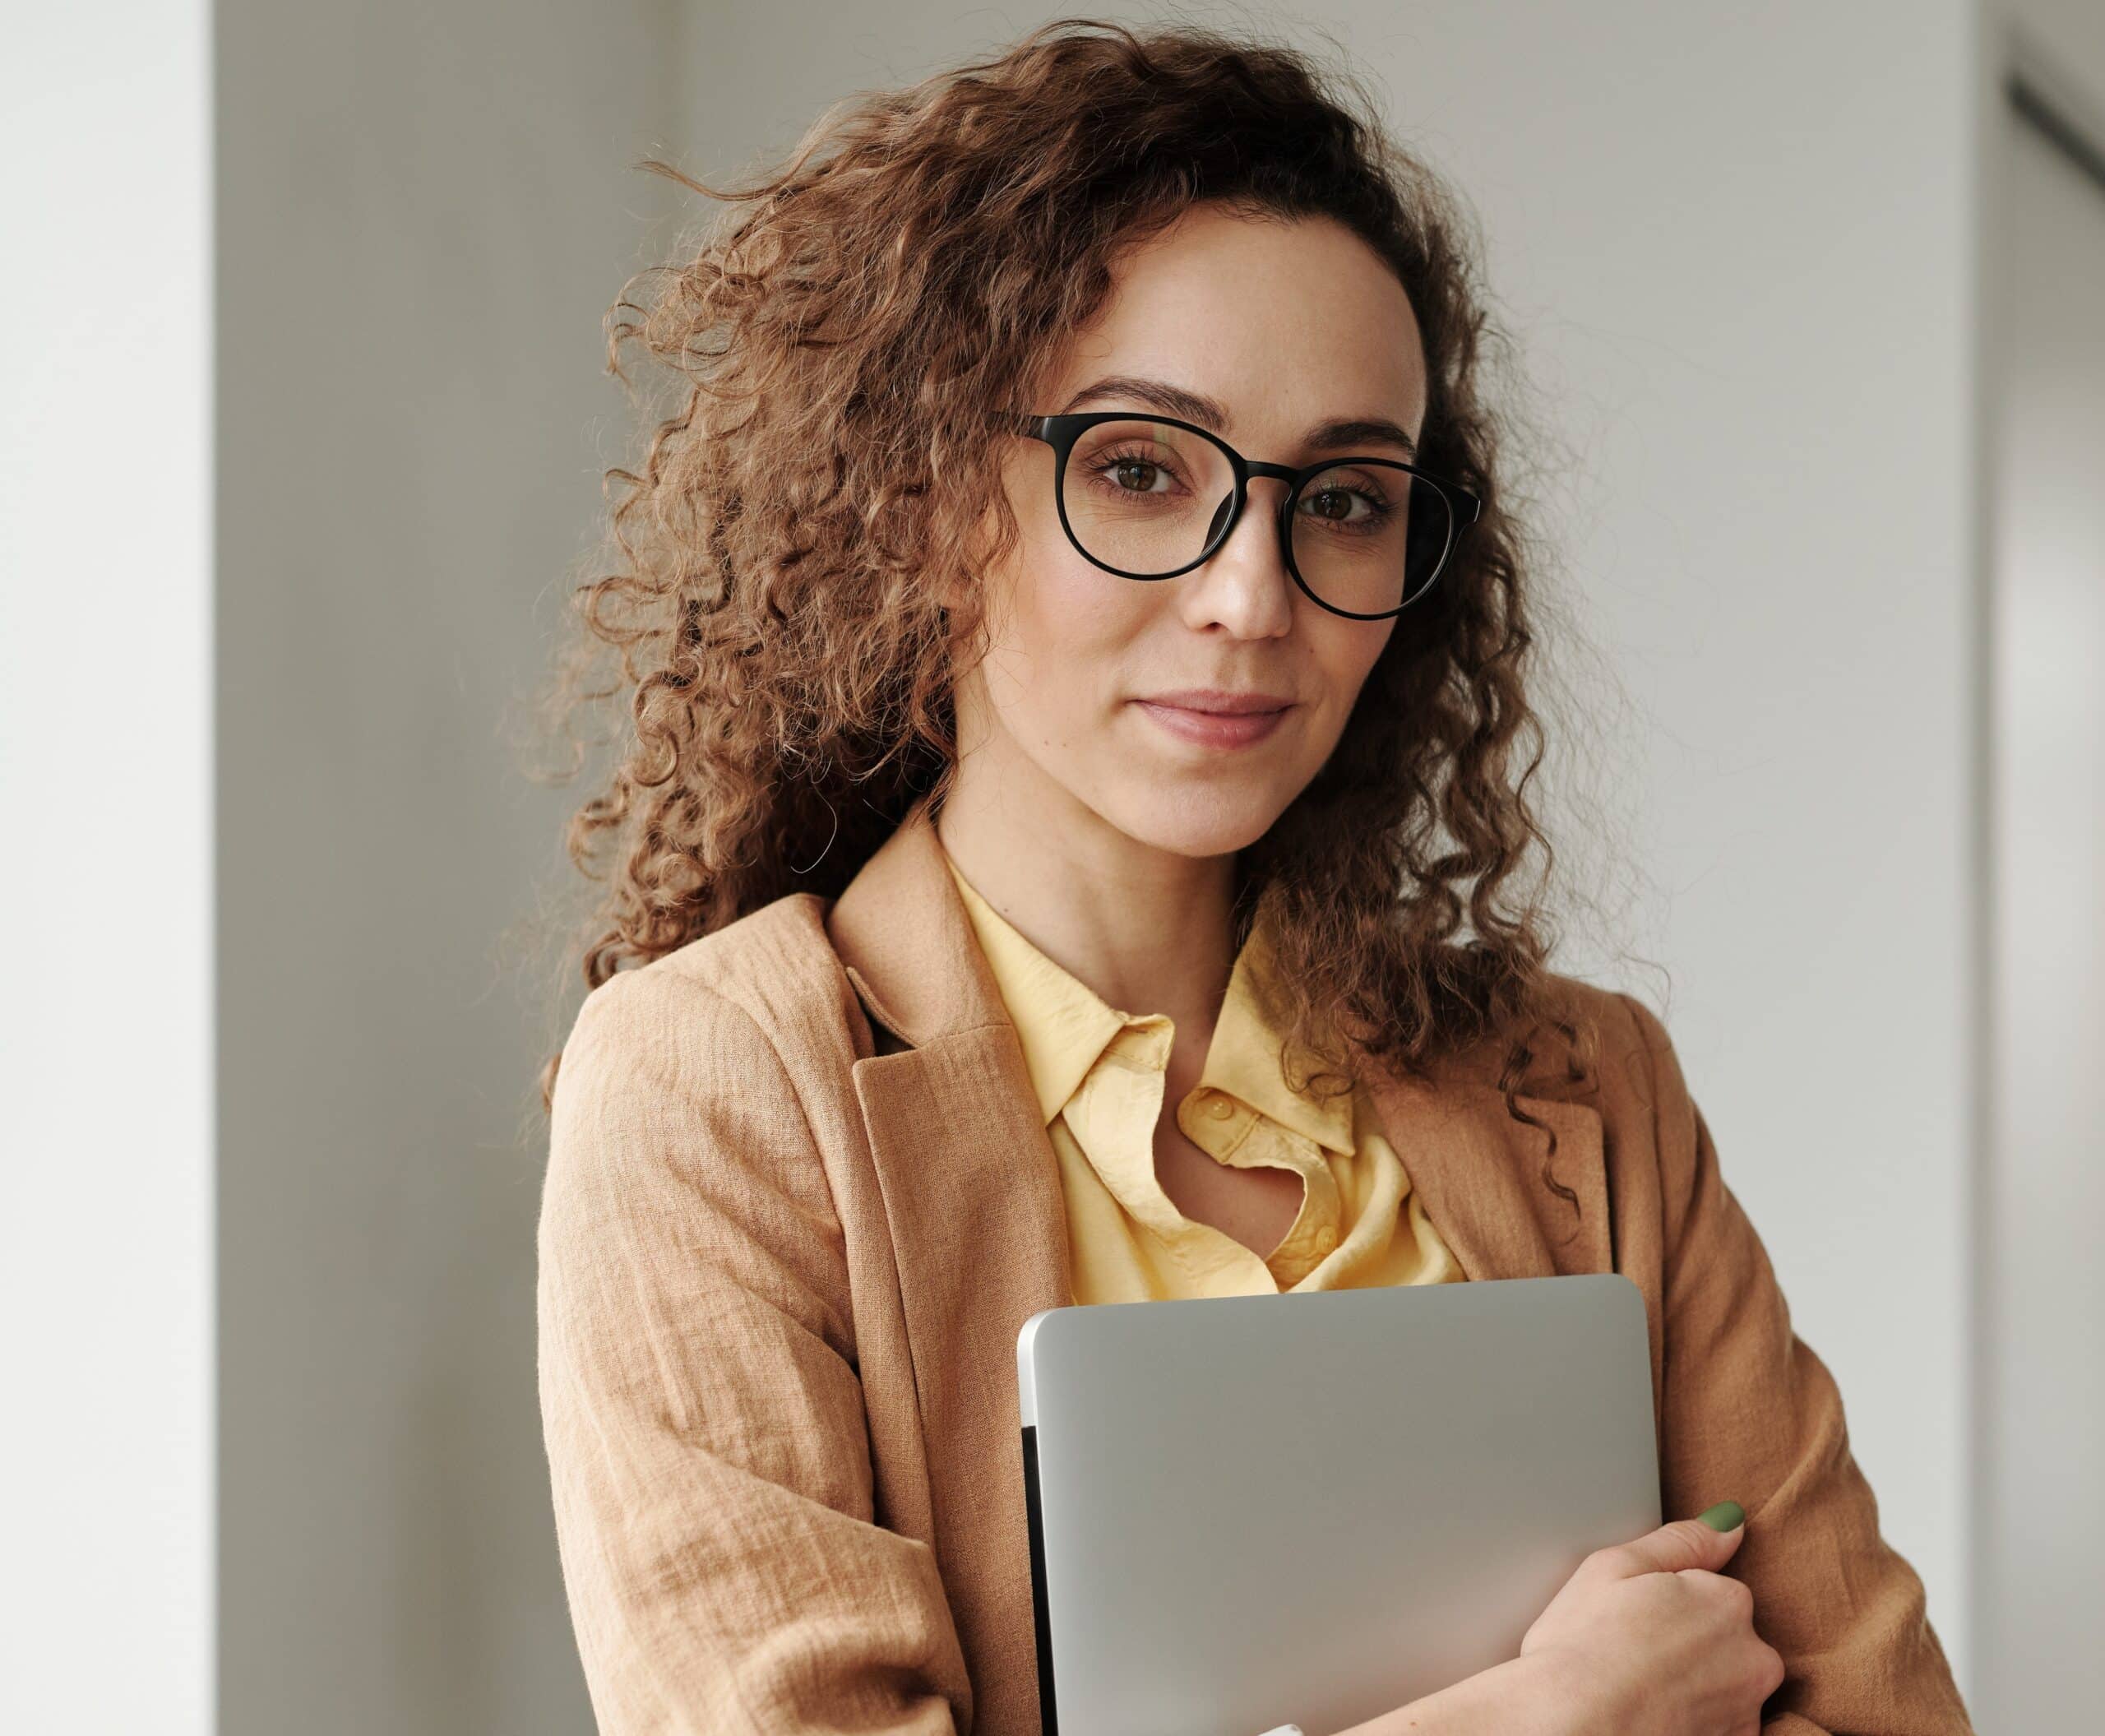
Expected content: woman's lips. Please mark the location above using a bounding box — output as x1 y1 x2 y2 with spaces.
1131 699 1291 748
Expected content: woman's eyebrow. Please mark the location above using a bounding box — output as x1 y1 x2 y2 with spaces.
1306 416 1418 459
1055 374 1418 458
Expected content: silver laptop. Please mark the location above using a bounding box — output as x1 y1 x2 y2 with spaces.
1015 1275 1660 1736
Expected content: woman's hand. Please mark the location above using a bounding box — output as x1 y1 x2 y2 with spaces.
1513 1502 1786 1735
1328 1502 1784 1736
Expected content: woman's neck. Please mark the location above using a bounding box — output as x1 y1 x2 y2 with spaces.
932 766 1240 1030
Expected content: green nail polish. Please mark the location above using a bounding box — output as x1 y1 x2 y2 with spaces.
1696 1499 1745 1531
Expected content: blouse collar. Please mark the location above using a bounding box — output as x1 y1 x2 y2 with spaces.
939 844 1357 1156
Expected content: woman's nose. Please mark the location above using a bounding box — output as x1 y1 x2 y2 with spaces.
1185 483 1296 633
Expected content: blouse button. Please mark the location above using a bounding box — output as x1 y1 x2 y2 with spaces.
1208 1096 1234 1119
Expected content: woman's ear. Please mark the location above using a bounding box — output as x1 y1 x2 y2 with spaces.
932 567 970 613
939 505 1002 618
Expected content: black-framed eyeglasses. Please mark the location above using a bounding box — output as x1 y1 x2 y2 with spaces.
1003 410 1482 620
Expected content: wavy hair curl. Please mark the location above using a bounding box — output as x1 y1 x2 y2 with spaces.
534 16 1625 1221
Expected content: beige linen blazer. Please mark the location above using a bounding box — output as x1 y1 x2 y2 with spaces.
537 794 1973 1735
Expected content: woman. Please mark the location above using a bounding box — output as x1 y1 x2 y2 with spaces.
534 19 1973 1736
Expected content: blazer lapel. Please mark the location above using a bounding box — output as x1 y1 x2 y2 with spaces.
826 794 1071 1721
825 794 1075 1328
1359 1058 1614 1282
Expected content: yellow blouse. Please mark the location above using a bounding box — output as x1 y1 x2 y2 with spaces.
941 847 1463 1303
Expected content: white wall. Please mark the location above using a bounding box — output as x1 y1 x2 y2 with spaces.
672 0 1983 1684
212 2 669 1729
1977 1 2105 1725
1 5 215 1732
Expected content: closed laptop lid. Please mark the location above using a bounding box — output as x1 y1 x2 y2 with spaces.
1015 1274 1660 1736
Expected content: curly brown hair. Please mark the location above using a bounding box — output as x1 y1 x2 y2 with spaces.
530 16 1645 1223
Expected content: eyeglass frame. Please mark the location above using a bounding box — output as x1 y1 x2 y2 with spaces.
1002 409 1483 621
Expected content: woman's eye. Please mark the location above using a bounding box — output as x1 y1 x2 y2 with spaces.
1102 457 1172 493
1301 487 1370 522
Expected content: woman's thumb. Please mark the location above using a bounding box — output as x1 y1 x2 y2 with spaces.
1692 1498 1747 1539
1622 1500 1747 1576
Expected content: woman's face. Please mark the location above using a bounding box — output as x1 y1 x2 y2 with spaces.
960 202 1430 860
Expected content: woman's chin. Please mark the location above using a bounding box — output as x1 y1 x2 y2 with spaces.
1094 782 1293 860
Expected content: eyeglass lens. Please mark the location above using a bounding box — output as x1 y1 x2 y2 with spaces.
1057 417 1455 612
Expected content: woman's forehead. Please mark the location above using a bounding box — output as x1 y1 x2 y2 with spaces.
1046 209 1427 436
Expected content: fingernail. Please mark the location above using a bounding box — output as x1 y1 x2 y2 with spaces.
1696 1499 1745 1531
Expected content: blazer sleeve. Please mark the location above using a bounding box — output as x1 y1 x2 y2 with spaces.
1616 992 1974 1736
537 965 972 1734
